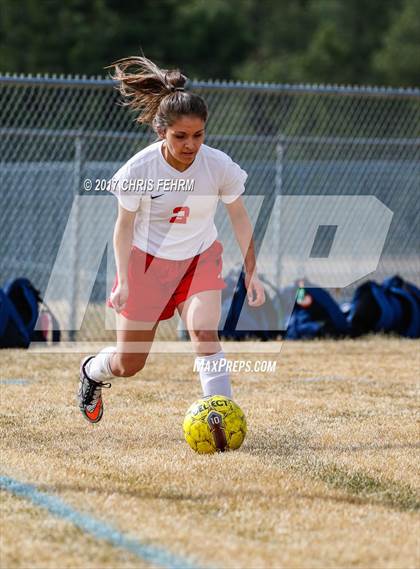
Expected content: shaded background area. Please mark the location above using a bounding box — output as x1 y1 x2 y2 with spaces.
0 0 419 87
0 0 419 340
0 77 418 340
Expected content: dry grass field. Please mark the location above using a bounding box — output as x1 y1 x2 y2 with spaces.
1 336 419 569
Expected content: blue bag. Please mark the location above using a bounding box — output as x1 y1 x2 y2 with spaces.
0 278 61 348
0 289 32 348
286 286 349 340
348 275 420 338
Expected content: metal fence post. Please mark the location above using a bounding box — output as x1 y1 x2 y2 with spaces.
69 133 82 341
274 139 284 289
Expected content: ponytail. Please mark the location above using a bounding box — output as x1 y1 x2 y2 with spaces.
107 55 208 132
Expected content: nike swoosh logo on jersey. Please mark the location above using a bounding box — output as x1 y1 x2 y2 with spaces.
151 194 165 199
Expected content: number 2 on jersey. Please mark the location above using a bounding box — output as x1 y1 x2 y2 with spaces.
169 206 190 224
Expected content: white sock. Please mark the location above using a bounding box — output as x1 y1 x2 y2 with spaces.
195 350 232 398
85 346 117 382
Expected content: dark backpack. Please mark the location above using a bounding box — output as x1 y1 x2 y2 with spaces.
286 286 349 340
348 275 420 338
0 278 61 348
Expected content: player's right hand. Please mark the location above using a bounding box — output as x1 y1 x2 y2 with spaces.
110 282 129 313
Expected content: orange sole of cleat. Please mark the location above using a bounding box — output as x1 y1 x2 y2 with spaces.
82 400 103 423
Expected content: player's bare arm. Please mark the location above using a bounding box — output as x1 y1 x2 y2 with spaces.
225 196 266 307
110 204 136 314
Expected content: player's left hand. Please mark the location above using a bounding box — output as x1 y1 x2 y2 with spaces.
244 272 266 307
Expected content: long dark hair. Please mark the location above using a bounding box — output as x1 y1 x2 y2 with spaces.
107 56 208 133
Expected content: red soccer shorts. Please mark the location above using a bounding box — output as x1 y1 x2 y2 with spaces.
106 239 227 322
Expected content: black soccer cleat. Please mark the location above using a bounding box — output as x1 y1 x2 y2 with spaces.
78 356 111 423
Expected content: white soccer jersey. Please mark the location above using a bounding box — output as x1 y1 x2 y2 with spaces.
108 139 248 260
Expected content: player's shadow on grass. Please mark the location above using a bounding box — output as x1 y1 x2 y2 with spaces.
249 431 312 457
306 442 420 452
249 433 419 457
294 491 418 512
36 483 265 503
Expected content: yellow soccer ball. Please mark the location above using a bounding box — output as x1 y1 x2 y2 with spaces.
183 395 247 454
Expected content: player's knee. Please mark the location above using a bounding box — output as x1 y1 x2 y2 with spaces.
191 329 219 344
113 354 147 377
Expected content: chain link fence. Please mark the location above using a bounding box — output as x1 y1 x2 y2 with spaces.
1 75 419 341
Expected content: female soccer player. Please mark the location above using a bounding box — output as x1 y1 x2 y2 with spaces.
78 56 265 423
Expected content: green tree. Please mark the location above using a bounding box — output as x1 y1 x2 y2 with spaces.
234 0 403 86
372 0 420 87
0 0 119 74
0 0 254 79
233 0 316 83
300 21 350 84
170 0 254 79
1 0 417 87
305 0 400 85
